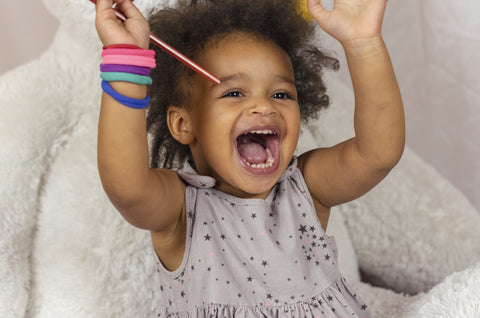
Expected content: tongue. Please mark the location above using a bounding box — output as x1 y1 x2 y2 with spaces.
238 142 267 164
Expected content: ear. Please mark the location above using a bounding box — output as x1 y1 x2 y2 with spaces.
167 106 195 145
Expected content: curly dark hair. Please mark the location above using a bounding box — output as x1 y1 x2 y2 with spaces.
147 0 339 169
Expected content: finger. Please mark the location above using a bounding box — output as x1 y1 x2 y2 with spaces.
96 0 114 14
95 0 117 23
96 0 121 33
114 0 145 21
307 0 326 16
307 0 333 27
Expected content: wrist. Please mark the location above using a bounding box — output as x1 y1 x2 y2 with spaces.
109 81 148 99
100 45 155 109
341 36 387 59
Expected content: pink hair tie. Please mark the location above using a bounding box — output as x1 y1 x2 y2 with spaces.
102 55 156 68
102 48 155 58
103 44 142 50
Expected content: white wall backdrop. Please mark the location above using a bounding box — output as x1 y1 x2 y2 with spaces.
1 0 479 211
382 0 480 211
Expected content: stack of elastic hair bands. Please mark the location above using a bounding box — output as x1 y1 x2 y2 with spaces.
100 44 156 109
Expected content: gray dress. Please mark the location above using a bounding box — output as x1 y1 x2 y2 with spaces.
153 158 370 317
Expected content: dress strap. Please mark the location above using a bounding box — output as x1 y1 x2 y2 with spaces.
175 161 217 189
175 157 298 188
278 156 298 182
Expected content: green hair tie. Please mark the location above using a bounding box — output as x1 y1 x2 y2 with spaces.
100 72 153 85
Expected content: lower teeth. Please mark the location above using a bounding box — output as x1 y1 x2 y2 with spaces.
242 157 275 169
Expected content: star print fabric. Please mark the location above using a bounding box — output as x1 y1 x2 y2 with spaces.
153 158 370 317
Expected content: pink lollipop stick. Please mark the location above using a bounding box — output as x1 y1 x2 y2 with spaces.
89 0 220 85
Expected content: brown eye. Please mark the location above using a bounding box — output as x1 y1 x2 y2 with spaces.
222 90 244 98
272 92 293 100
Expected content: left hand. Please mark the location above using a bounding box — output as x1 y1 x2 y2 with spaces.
307 0 388 47
95 0 150 49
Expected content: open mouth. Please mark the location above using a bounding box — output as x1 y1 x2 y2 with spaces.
235 126 280 174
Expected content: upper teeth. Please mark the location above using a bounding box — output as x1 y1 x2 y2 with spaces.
250 129 274 135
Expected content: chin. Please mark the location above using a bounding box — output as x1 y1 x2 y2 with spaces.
235 173 282 199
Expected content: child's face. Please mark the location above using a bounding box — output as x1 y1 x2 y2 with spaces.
181 32 300 199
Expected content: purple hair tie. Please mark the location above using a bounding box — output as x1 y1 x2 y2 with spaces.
100 64 151 76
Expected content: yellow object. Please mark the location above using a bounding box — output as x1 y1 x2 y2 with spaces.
296 0 314 22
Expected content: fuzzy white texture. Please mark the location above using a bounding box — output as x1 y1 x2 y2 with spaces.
1 0 479 317
396 262 480 318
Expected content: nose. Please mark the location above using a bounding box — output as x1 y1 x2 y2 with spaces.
247 97 277 117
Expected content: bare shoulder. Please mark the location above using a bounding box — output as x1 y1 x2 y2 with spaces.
148 168 186 231
297 138 395 208
298 152 331 230
297 147 332 205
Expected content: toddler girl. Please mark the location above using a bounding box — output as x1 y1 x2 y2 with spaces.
95 0 404 316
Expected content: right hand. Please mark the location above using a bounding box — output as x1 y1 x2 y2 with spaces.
95 0 150 49
307 0 387 48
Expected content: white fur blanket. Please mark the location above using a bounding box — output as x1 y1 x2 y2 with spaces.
1 0 479 317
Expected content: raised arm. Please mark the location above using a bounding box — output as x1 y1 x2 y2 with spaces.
95 0 185 232
299 0 405 207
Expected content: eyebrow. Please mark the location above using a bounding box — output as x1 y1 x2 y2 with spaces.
216 72 250 85
212 73 295 87
274 75 296 86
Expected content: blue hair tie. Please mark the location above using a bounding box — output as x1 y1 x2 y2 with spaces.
101 80 150 109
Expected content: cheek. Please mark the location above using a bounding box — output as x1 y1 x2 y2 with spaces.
288 108 301 135
191 106 218 138
200 117 234 154
285 110 301 150
289 127 301 151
